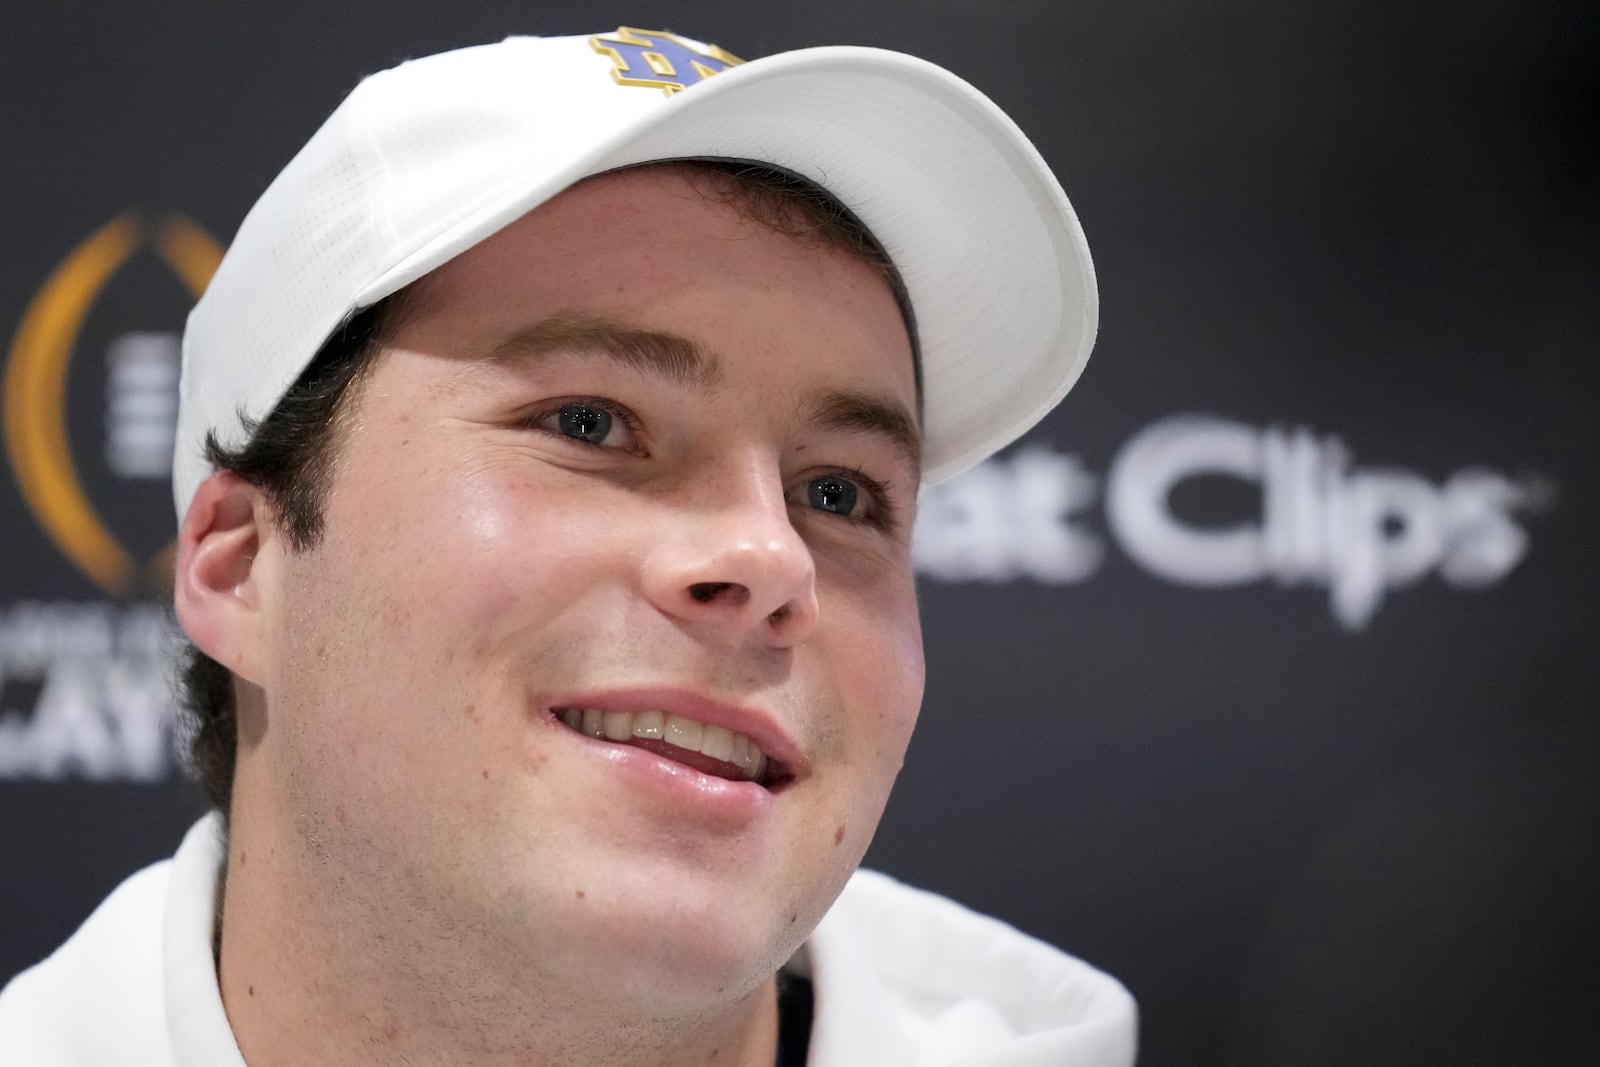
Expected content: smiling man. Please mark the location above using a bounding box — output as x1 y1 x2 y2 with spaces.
0 28 1135 1067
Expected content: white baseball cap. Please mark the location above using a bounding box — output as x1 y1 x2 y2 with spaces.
175 28 1097 520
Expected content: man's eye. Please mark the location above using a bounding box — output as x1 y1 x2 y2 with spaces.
806 475 860 517
556 404 613 445
529 400 637 451
792 467 897 530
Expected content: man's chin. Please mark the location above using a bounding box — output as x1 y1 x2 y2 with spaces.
471 861 813 1003
540 916 798 1013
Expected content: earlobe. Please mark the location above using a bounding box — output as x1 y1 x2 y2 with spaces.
174 471 275 684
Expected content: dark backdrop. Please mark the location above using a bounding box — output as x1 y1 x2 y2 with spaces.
3 3 1596 1064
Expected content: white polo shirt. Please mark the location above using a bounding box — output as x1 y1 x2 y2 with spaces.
0 816 1136 1065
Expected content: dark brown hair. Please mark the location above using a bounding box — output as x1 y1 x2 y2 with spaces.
178 301 397 817
176 161 916 825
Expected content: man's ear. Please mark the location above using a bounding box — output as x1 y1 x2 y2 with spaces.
174 470 277 685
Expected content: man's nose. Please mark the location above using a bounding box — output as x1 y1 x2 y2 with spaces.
639 462 819 647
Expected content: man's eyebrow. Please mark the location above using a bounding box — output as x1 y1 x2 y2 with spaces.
483 313 723 389
484 313 920 473
806 389 923 477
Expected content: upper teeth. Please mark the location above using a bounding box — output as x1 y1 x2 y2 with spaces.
558 708 768 782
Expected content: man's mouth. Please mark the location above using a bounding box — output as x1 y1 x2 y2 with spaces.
555 707 784 787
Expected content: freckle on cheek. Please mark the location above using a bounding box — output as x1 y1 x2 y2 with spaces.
481 769 489 779
834 824 846 846
575 889 586 899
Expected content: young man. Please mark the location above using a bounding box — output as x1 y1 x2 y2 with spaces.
0 28 1135 1066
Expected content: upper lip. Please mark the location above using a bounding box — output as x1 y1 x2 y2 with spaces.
543 686 807 779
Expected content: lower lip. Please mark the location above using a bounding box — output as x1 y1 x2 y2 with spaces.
547 715 776 817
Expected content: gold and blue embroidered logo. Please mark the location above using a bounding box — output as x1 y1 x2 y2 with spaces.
590 27 744 96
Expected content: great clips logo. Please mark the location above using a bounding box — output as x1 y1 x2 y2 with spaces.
914 415 1552 629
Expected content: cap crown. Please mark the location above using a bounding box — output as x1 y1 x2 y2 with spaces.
177 31 1096 519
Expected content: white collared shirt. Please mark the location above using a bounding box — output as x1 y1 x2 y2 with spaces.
1 815 1136 1065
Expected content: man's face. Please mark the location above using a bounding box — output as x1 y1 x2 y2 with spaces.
245 166 924 1006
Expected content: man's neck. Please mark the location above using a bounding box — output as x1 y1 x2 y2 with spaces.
215 818 783 1067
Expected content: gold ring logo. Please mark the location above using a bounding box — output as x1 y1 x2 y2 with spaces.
4 213 221 595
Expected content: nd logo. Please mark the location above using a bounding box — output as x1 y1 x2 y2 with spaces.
4 214 222 595
590 27 744 96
